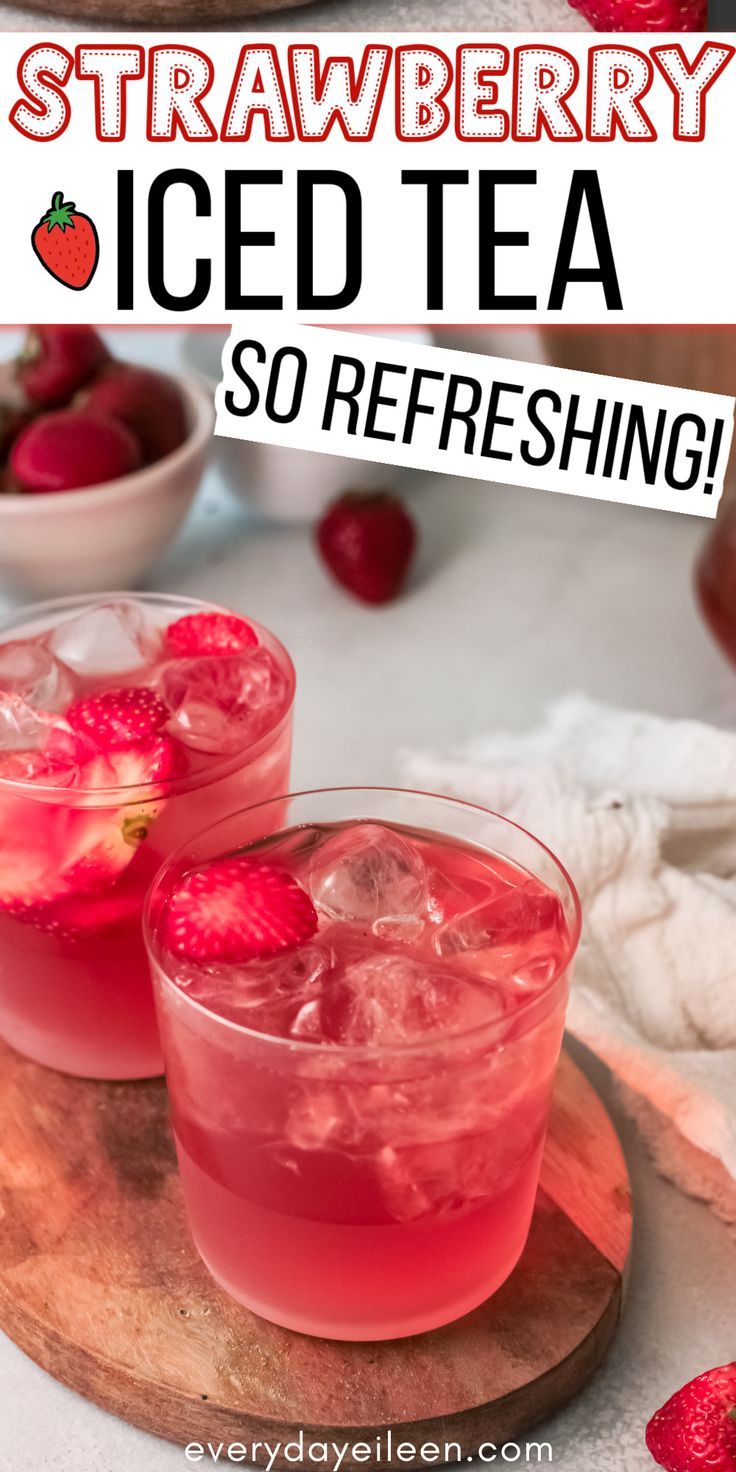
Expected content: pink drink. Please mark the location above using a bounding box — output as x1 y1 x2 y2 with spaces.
0 595 294 1079
148 791 579 1340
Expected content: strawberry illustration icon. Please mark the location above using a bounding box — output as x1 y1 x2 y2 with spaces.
31 191 99 292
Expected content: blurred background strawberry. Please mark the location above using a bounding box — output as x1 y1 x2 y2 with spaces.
569 0 706 27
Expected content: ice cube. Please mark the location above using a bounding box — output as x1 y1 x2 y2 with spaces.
0 746 63 784
371 915 425 944
375 1119 542 1222
509 954 559 994
309 824 428 929
0 693 57 751
287 1086 362 1152
432 882 563 958
0 640 75 713
291 949 505 1048
162 649 288 754
174 944 331 1034
49 600 156 678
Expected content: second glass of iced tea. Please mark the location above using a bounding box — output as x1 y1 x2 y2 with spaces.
146 788 580 1341
0 593 294 1079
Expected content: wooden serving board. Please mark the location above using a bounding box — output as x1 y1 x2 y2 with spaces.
15 0 313 18
0 1042 631 1464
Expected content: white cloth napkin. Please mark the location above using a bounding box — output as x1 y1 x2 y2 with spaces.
402 696 736 1234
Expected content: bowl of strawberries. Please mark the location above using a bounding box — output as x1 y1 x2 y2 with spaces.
0 327 214 597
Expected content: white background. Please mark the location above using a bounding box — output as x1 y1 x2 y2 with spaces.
3 32 736 324
216 323 735 514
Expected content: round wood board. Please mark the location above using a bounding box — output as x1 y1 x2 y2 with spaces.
13 0 313 18
0 1042 631 1464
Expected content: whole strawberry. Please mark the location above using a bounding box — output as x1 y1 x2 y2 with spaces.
646 1363 736 1472
78 364 187 464
0 402 32 466
569 0 705 27
17 326 109 408
31 192 99 292
316 491 416 605
0 367 33 467
11 409 141 492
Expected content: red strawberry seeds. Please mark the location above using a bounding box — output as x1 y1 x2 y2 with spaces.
67 687 169 751
164 857 319 963
568 0 705 28
10 409 142 492
165 611 259 657
646 1363 736 1472
316 491 416 606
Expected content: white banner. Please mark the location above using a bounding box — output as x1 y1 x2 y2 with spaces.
1 33 735 323
215 324 735 517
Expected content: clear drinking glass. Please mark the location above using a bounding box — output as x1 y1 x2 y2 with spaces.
146 788 580 1341
0 593 294 1079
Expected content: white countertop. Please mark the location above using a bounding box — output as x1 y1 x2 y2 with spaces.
1 326 736 1472
0 0 584 32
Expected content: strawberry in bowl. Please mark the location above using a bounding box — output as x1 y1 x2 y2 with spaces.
0 326 213 596
0 592 295 1080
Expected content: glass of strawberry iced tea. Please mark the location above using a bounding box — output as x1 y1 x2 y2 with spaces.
146 788 580 1341
0 594 294 1079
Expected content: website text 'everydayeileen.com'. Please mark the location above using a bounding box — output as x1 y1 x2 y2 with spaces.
183 1436 554 1467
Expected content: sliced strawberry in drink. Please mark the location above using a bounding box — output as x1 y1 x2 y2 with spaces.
10 886 143 939
0 727 180 922
105 735 184 789
55 739 181 889
164 612 259 657
67 687 169 750
164 857 319 963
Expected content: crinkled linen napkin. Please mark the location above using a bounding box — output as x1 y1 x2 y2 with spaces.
402 696 736 1235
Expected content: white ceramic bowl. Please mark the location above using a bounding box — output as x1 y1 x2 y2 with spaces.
0 376 214 598
183 328 433 524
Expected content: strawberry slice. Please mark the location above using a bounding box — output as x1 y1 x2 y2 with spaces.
0 731 180 920
67 687 169 750
10 886 144 939
164 857 319 964
164 611 259 657
105 737 183 789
